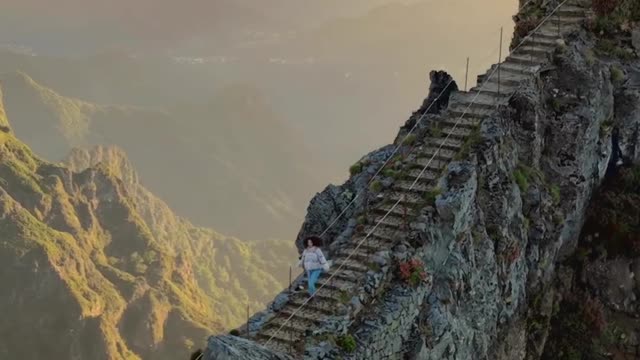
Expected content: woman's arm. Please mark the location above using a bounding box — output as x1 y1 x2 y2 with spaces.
316 249 328 264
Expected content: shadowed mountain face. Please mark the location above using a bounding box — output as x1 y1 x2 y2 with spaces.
0 93 297 358
0 72 321 240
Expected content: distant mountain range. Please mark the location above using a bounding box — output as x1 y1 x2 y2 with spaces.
0 71 321 240
0 94 297 358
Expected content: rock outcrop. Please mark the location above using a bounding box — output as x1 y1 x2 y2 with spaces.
201 0 640 359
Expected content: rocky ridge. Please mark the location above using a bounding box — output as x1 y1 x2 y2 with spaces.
200 0 640 359
0 110 296 359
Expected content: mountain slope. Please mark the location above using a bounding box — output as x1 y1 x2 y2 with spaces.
0 105 296 359
0 72 320 240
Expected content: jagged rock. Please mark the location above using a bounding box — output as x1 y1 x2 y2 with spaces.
202 336 293 360
632 27 640 53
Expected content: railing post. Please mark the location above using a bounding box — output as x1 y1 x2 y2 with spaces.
498 27 503 96
246 304 250 335
289 266 292 292
464 57 469 92
557 8 560 37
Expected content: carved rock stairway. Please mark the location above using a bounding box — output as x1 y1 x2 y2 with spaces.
251 1 589 357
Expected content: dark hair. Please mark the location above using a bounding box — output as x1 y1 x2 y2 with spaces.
305 236 324 247
190 349 203 360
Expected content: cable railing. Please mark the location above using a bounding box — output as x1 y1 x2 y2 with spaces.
262 0 574 350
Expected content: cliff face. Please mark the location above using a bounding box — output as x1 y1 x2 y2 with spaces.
0 103 296 359
201 1 640 358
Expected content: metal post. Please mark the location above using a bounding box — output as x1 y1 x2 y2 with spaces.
464 57 469 91
246 304 250 335
498 27 503 96
289 266 292 291
557 10 560 37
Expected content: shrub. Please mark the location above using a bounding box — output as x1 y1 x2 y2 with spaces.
610 65 625 84
550 185 561 205
336 334 357 353
514 169 529 192
424 187 442 205
511 17 539 49
229 329 240 336
583 296 607 336
398 258 428 287
349 162 363 176
404 134 417 146
369 180 383 193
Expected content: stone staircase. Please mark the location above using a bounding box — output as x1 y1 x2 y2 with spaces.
251 1 590 357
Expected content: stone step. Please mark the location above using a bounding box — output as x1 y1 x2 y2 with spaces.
556 5 589 17
441 126 473 139
554 15 585 24
268 314 316 333
321 267 363 284
477 70 527 86
385 191 426 207
392 179 435 194
516 45 555 57
470 81 518 97
351 233 397 249
332 258 370 273
442 116 482 129
374 199 422 216
258 326 301 345
447 103 493 119
316 274 360 292
255 336 294 355
505 54 546 67
335 246 376 263
493 62 538 76
427 137 464 151
420 146 458 160
522 35 560 48
360 225 398 242
279 304 333 324
289 293 337 315
527 28 562 41
450 90 501 111
411 157 449 170
372 214 407 230
406 167 440 182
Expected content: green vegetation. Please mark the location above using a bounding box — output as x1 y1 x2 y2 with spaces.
610 65 625 84
336 334 357 353
429 123 442 137
369 180 383 193
404 134 417 146
595 39 635 61
550 185 561 205
454 127 481 161
350 162 364 176
424 187 442 205
514 169 529 192
338 290 351 304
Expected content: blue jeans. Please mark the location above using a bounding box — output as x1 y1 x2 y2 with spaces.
307 269 323 296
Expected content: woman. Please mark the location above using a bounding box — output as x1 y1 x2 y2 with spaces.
298 236 329 299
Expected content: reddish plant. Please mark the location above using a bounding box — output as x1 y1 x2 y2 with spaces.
398 258 428 287
582 296 607 336
592 0 619 17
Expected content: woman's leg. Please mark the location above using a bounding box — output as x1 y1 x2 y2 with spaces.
308 269 322 295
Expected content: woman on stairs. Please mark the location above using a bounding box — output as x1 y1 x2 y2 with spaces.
298 236 330 300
